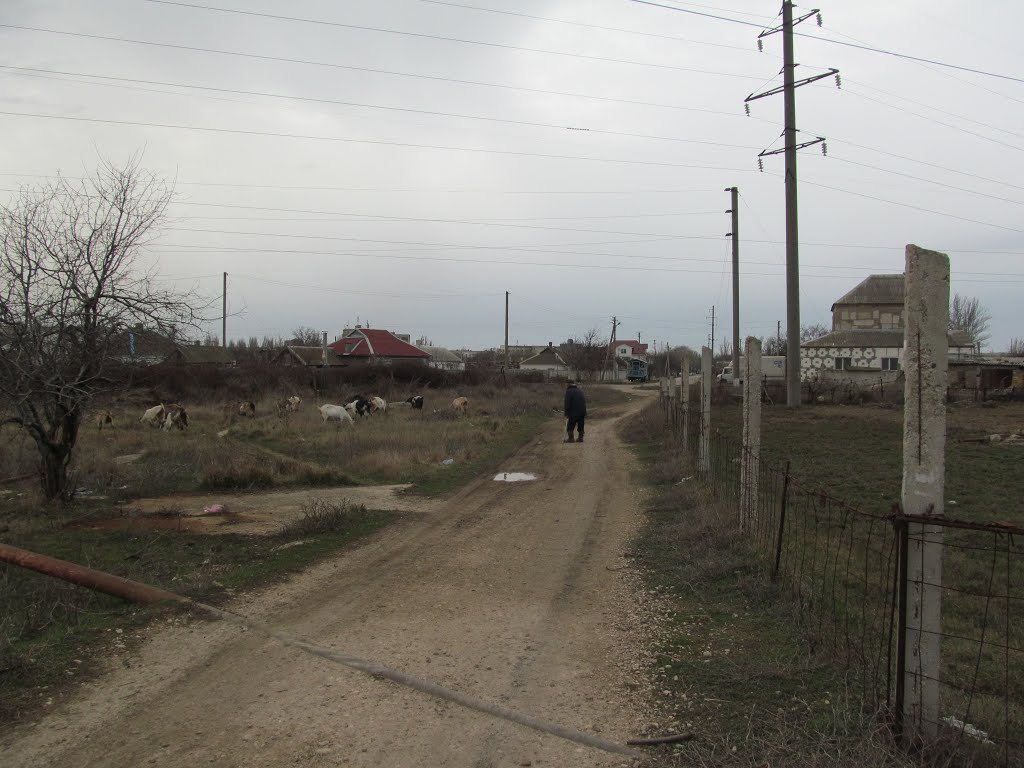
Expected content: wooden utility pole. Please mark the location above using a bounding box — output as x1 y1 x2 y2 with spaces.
504 291 509 371
727 186 740 384
222 272 227 347
602 316 618 382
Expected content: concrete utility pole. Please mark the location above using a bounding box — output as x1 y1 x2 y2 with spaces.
602 316 619 382
222 272 227 347
746 4 838 407
709 305 716 355
504 291 509 371
900 244 950 743
727 186 740 385
781 0 799 407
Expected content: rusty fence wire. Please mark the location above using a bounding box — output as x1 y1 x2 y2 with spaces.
658 390 1024 765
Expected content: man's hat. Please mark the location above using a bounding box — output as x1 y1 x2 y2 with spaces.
566 379 575 386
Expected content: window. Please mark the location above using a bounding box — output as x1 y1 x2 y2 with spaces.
881 357 900 371
834 356 853 371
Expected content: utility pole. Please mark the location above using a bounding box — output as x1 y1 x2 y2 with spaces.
726 186 740 385
777 320 782 348
709 305 716 355
222 272 227 348
602 316 619 382
746 4 838 407
504 291 509 371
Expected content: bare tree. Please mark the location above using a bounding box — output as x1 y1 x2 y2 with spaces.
562 329 607 381
761 323 830 356
289 326 322 346
949 294 991 351
1009 338 1024 356
0 158 203 500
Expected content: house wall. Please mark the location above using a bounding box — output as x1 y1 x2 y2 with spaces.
428 361 465 371
832 303 904 330
521 362 568 379
802 344 975 382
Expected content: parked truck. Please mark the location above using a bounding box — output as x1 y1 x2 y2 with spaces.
717 356 787 384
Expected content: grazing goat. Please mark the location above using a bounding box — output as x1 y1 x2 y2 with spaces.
345 397 372 418
318 403 354 426
287 395 301 411
369 396 387 414
452 396 469 415
96 410 114 430
162 404 188 432
238 401 256 418
406 395 424 410
140 404 166 428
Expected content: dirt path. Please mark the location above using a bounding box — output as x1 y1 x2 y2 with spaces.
2 388 656 767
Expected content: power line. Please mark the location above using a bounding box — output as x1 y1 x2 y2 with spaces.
416 0 764 54
630 0 1024 84
0 65 758 149
142 0 760 80
0 24 725 115
793 30 1024 86
0 109 762 173
0 172 724 195
151 243 1024 283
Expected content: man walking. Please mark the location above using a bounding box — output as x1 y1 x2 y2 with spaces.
564 379 587 443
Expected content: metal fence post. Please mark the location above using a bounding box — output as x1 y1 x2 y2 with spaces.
894 513 910 740
773 461 791 581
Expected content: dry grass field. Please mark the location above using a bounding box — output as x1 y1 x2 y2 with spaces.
0 382 632 725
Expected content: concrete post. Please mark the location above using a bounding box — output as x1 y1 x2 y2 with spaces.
681 350 691 453
901 244 948 744
700 346 712 476
667 373 677 427
740 336 762 532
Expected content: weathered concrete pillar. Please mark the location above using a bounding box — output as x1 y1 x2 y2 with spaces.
680 350 691 452
740 336 762 532
901 244 948 743
700 346 712 476
667 373 678 427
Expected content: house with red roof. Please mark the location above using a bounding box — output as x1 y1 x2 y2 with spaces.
609 339 649 359
328 328 431 365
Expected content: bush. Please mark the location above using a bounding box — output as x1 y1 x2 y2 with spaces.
278 498 367 538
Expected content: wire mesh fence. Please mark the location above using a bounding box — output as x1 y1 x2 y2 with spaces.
658 387 1024 765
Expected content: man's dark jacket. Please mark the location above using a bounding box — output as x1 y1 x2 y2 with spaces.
564 385 587 418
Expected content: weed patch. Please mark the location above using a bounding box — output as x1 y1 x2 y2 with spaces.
623 404 913 767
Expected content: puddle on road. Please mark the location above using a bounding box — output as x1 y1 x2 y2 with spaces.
493 472 538 482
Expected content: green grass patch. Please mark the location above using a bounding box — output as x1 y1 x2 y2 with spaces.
623 404 912 766
0 502 397 724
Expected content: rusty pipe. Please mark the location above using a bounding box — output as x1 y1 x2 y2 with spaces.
0 542 184 605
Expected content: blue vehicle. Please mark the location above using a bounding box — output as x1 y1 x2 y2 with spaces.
627 358 649 382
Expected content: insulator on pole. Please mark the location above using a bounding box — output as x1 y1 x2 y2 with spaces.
757 38 764 52
757 157 764 172
835 72 842 88
821 141 828 156
745 103 751 116
816 12 823 26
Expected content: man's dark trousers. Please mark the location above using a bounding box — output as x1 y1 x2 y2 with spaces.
566 416 584 441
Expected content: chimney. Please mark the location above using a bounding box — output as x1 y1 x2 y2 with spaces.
548 341 553 348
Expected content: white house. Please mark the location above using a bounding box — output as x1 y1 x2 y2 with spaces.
801 274 975 383
519 343 569 378
417 345 466 371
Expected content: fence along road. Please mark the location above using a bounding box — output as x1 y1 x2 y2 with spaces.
660 246 1024 766
1 390 655 768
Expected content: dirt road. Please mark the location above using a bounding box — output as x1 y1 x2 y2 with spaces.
3 390 655 767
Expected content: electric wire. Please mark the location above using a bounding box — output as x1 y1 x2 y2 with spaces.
142 0 760 81
0 109 762 173
0 65 759 149
0 24 728 116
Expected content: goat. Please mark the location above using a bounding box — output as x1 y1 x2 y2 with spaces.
406 395 424 410
452 396 469 415
96 410 114 430
140 404 166 428
318 403 354 426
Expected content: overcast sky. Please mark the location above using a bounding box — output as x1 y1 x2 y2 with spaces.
2 0 1022 351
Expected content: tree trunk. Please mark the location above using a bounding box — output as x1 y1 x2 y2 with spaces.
39 442 72 501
